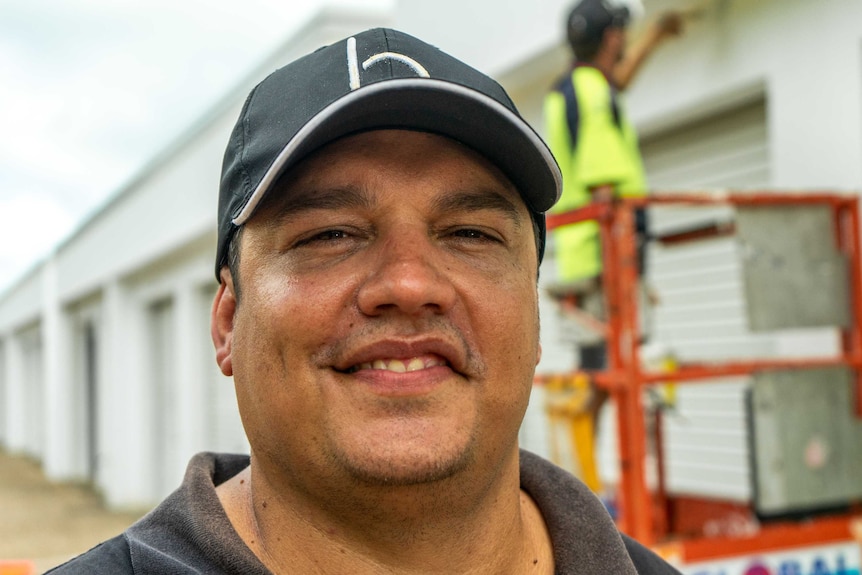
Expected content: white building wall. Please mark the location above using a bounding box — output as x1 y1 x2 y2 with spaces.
0 270 42 334
395 0 571 76
54 120 230 305
173 281 204 476
17 326 45 458
66 300 102 482
3 331 29 453
116 243 215 503
42 259 77 481
100 279 150 508
627 0 862 190
0 340 5 446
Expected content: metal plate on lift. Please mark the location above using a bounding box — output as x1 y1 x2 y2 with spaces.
737 205 850 331
749 366 862 517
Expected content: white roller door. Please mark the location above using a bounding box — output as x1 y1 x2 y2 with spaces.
631 98 771 501
641 99 770 190
148 297 182 501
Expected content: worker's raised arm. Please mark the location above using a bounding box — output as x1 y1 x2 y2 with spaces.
613 11 684 90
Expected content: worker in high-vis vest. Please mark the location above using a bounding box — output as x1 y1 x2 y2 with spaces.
543 0 683 494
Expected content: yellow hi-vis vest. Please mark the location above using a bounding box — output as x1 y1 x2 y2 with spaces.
544 65 647 282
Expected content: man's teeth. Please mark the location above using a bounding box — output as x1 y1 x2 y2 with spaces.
353 357 445 373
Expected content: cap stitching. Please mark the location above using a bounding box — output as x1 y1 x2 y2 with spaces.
235 84 262 219
382 28 394 78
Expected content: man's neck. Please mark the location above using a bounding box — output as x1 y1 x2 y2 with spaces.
217 452 554 574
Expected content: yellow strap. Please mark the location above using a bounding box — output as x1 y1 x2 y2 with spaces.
571 412 603 493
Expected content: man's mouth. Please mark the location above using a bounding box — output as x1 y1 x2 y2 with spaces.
344 356 448 374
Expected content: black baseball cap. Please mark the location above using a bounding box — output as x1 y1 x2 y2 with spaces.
216 28 562 277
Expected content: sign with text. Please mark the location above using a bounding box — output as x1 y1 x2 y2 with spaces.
681 543 861 575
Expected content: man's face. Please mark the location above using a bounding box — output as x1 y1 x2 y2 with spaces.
214 129 541 490
606 26 627 64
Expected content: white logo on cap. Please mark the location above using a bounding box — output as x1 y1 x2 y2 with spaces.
347 36 430 91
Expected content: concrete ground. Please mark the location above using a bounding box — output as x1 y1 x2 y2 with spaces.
0 449 146 574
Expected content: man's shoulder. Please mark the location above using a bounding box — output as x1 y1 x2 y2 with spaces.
519 451 681 575
44 535 134 574
621 534 683 575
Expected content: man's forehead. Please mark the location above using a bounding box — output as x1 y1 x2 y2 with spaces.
257 129 528 217
301 129 517 178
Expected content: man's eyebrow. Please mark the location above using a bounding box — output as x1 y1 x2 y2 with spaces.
264 185 374 225
431 189 525 228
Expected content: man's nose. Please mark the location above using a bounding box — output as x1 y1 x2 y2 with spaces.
356 232 457 317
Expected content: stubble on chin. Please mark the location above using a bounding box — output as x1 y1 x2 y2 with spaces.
325 424 478 488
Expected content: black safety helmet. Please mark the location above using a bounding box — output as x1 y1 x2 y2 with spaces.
566 0 632 60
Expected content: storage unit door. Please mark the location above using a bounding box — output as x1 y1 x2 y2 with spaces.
606 99 772 500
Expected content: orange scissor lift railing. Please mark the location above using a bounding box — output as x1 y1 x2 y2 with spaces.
538 191 862 563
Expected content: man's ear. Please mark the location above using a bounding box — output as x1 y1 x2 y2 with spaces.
212 269 237 377
536 342 543 367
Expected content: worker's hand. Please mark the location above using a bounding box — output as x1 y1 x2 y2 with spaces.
655 11 684 39
616 10 685 89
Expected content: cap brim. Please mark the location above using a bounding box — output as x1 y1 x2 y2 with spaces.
232 78 561 225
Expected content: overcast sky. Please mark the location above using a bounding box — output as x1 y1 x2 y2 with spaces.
0 0 390 293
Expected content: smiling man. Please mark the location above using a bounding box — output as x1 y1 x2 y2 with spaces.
48 28 680 575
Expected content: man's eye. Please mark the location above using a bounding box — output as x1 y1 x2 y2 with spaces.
296 229 350 246
315 230 348 240
452 228 499 242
